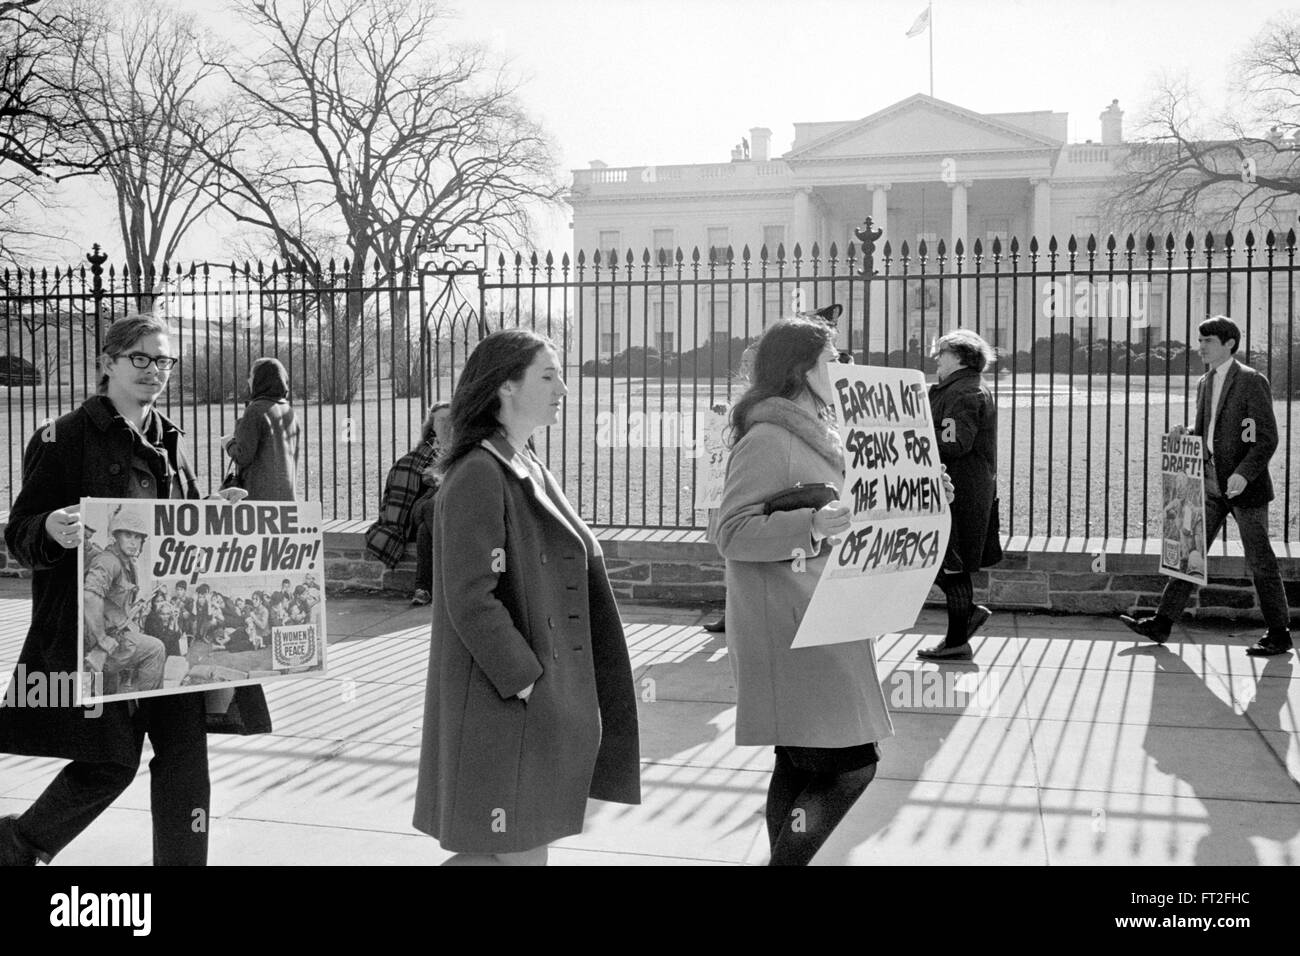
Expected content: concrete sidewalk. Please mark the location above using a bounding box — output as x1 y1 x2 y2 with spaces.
1 580 1296 865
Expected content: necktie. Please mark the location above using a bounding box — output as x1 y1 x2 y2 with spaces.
1204 368 1216 455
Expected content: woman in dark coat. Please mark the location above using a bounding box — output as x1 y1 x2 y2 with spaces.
412 329 640 865
0 313 271 867
222 356 300 501
917 329 1000 661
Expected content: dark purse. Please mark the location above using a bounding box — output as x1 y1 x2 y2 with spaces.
981 496 1004 566
761 481 838 515
219 460 243 491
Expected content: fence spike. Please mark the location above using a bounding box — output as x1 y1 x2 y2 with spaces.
880 239 890 258
847 240 857 260
592 249 602 266
1203 231 1215 250
1048 235 1058 253
1028 237 1038 254
529 251 538 267
793 242 802 261
1067 235 1078 254
1124 233 1135 252
1183 231 1195 251
776 242 786 261
811 241 820 259
1009 236 1019 254
971 237 981 257
759 244 769 262
576 249 585 265
1224 230 1235 250
545 250 554 266
1084 233 1095 253
514 251 522 266
991 236 1001 257
561 251 570 267
937 238 947 258
900 239 911 259
675 247 683 264
1265 229 1276 248
1287 227 1296 249
726 244 734 263
1244 229 1255 248
1145 233 1156 252
742 243 751 263
1164 233 1175 252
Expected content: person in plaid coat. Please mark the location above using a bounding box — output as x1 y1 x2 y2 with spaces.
364 403 451 572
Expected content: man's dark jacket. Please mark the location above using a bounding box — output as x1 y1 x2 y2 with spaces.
1192 359 1278 508
0 396 271 764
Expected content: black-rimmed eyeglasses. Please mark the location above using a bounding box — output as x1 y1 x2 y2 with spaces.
120 352 178 371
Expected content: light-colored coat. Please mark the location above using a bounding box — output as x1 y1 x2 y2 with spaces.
714 397 894 749
412 434 640 854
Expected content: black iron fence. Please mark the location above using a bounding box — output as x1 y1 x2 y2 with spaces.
2 231 1297 543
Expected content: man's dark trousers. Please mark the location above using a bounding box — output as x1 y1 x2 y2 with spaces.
1156 460 1290 630
15 693 209 865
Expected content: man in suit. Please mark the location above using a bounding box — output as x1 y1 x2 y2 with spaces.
1122 316 1292 656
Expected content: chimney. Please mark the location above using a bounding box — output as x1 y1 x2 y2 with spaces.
1099 100 1123 146
749 127 772 162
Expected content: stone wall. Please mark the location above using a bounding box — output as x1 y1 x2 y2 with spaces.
2 519 1296 623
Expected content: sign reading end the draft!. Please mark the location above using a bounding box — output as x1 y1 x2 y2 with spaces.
1159 432 1208 587
77 498 329 705
793 365 951 649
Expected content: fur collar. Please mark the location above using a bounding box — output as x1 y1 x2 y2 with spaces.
746 397 844 472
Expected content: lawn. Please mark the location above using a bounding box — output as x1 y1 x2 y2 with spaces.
2 373 1297 543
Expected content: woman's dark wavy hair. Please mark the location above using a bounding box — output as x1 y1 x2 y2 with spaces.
728 317 834 444
440 328 555 472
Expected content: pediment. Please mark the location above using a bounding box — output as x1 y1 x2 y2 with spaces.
786 95 1062 160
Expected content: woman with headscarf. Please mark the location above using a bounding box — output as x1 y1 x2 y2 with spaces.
916 329 1000 662
222 357 300 501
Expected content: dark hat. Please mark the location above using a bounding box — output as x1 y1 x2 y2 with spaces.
800 303 843 326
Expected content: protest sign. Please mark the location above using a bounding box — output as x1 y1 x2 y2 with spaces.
1158 432 1208 586
77 498 328 704
694 405 731 513
792 365 951 648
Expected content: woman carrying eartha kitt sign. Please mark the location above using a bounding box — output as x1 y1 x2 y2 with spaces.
792 365 952 648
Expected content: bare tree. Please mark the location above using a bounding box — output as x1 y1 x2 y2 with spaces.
198 0 561 273
53 0 236 294
1105 14 1300 235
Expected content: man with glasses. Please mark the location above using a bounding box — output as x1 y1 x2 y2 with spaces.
0 312 271 866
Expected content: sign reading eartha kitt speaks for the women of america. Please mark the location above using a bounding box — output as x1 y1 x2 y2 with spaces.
793 364 951 648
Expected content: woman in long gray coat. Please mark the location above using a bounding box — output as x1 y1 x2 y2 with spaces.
714 317 894 866
412 329 640 865
223 357 299 501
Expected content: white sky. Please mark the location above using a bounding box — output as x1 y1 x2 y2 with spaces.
17 0 1296 264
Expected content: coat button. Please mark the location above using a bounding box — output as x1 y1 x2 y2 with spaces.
139 477 150 487
540 552 547 564
552 650 558 660
109 463 121 475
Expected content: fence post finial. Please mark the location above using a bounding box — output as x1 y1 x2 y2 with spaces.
87 243 109 355
854 216 883 277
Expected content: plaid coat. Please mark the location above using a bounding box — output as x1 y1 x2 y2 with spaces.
364 437 440 568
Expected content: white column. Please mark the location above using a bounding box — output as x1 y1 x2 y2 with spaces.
867 184 891 352
1031 178 1052 248
949 179 972 329
792 188 813 257
949 180 969 250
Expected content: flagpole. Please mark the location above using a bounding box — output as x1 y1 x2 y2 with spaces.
928 1 934 97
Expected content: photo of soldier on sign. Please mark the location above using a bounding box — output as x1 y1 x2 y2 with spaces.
78 497 328 704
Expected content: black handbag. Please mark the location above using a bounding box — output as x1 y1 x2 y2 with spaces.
762 482 838 515
219 460 243 491
981 497 1004 566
